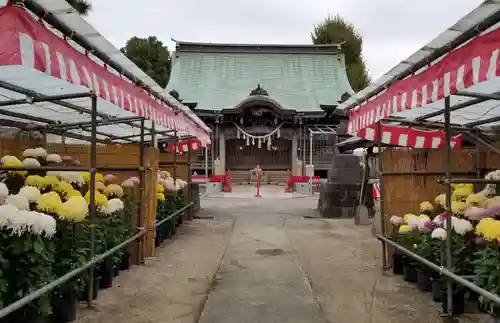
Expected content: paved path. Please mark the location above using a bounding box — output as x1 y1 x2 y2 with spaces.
197 190 325 323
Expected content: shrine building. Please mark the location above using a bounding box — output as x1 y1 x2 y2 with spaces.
165 41 355 185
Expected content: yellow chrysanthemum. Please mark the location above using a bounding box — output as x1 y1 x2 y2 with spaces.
403 213 416 223
54 181 73 195
103 184 124 198
3 159 27 176
41 175 60 190
25 175 44 188
95 181 105 192
435 193 446 206
80 172 104 183
398 225 409 233
476 218 500 241
451 201 467 214
65 189 82 199
156 183 164 193
37 191 62 214
465 193 487 208
57 196 88 222
84 190 108 209
96 173 104 183
156 192 165 201
452 186 473 202
418 214 430 221
420 201 434 213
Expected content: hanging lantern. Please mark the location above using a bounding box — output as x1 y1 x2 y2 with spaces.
274 117 277 125
240 117 243 125
237 128 240 139
246 135 250 146
277 128 280 138
267 137 272 150
252 137 255 146
258 138 262 148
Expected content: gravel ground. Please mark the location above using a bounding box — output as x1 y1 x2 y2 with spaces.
74 218 234 323
74 187 490 323
286 217 489 323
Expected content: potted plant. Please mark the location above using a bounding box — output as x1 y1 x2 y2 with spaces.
0 204 56 323
473 218 500 322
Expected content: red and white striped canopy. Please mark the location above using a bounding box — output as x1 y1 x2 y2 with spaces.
0 4 210 144
357 123 463 149
163 139 209 153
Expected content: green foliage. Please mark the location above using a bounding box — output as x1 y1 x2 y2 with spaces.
52 221 90 298
66 0 92 16
473 244 500 316
0 231 55 321
311 15 370 92
120 36 171 88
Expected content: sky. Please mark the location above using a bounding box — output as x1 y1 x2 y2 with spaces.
86 0 484 80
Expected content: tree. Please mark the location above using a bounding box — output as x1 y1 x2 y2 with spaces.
312 15 370 92
67 0 92 16
120 36 171 88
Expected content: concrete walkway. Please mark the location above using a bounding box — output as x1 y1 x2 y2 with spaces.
197 192 325 323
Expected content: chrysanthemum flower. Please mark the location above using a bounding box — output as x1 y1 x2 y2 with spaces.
36 191 63 214
103 184 124 198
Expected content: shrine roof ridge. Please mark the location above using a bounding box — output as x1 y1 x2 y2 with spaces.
173 40 343 55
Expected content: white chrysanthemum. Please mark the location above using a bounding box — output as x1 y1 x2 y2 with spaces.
431 228 447 240
104 198 124 214
407 215 421 230
0 182 8 199
19 186 41 203
28 211 56 237
175 179 187 189
22 148 36 158
59 171 84 185
0 204 18 229
453 218 473 235
46 154 62 163
443 216 460 230
1 155 19 164
164 178 178 192
6 194 30 211
32 147 47 158
22 158 40 168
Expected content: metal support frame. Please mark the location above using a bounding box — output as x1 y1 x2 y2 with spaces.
0 80 156 139
0 79 185 313
373 89 500 317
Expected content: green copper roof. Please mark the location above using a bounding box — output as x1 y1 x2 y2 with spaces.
166 42 355 113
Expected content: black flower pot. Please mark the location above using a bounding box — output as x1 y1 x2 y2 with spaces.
431 277 443 302
79 276 100 301
99 262 114 289
469 290 480 302
441 288 466 315
392 253 405 275
416 269 432 292
51 293 77 323
403 262 417 283
120 253 131 271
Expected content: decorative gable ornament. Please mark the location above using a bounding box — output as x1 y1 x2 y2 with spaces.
249 84 269 96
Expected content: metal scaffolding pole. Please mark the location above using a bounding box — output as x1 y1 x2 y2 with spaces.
443 95 454 316
86 93 98 308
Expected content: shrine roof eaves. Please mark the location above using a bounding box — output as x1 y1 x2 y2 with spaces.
173 40 342 55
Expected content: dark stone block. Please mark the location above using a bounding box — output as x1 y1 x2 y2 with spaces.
317 130 363 218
